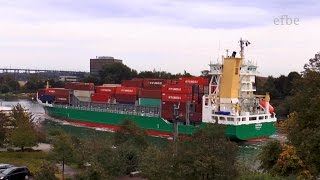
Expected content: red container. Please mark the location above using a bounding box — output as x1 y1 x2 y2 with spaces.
189 112 202 122
161 109 174 120
139 89 161 99
178 77 209 86
143 79 170 89
45 88 70 96
195 104 202 113
122 80 143 88
161 84 192 94
162 93 192 103
115 87 139 95
95 86 116 95
65 82 95 91
55 95 69 104
193 94 199 103
38 89 45 96
91 93 111 102
115 94 137 104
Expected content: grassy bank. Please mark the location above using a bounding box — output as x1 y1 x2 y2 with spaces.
0 151 48 173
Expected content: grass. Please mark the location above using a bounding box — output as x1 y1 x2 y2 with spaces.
0 151 49 173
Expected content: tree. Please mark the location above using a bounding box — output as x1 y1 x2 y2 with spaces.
141 124 238 180
287 69 320 175
140 145 175 180
303 52 320 73
114 119 149 148
0 111 9 146
99 63 138 84
173 124 238 179
258 140 282 173
7 104 38 151
34 162 58 180
49 130 76 180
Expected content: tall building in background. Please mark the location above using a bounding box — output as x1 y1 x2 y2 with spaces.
90 56 123 75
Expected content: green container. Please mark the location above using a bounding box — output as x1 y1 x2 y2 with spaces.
139 98 161 107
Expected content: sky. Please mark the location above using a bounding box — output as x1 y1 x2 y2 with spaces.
0 0 320 76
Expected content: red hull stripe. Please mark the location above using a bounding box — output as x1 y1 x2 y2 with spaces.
58 118 173 137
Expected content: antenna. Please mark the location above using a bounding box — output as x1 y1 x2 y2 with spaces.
239 38 251 59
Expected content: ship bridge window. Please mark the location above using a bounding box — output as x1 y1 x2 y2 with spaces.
220 117 226 121
265 116 268 119
249 117 257 121
259 116 264 120
242 117 246 121
227 117 234 121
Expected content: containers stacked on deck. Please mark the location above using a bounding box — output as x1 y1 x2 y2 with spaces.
139 89 162 107
115 86 139 104
177 77 209 121
161 84 193 121
160 77 209 122
38 88 72 104
65 82 94 102
91 86 116 103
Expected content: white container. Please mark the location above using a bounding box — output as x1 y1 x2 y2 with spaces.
74 90 94 98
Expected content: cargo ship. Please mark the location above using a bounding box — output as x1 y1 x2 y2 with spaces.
37 39 277 140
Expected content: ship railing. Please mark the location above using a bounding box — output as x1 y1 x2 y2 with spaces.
211 113 276 125
55 103 160 117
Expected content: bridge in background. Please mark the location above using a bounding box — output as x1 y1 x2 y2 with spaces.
0 68 89 81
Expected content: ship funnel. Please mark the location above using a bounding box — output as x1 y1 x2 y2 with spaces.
232 51 236 58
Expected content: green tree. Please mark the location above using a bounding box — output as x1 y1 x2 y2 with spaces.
99 63 138 84
7 104 38 151
0 84 10 93
173 124 238 179
288 69 320 175
140 145 175 180
34 162 58 180
49 130 76 180
0 111 9 146
114 119 149 148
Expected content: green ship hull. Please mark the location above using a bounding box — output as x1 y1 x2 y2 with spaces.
44 105 276 141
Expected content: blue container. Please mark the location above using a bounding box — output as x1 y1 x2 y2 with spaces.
39 95 55 103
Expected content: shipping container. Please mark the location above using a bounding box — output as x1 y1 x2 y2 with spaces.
139 98 161 107
95 86 116 95
39 95 55 103
74 90 94 98
55 95 69 104
65 82 95 91
139 89 161 99
189 112 202 122
178 77 209 86
115 94 137 104
122 80 143 88
143 79 170 89
115 87 139 95
45 88 71 96
161 101 187 112
161 109 174 120
91 93 111 102
38 89 45 97
76 96 91 102
162 93 192 103
161 84 192 94
195 103 202 113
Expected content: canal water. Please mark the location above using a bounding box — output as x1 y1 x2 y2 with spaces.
0 99 284 168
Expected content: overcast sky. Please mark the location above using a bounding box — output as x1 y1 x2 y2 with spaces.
1 0 320 76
